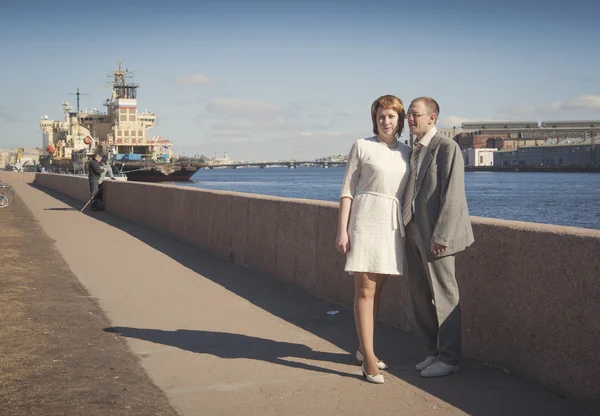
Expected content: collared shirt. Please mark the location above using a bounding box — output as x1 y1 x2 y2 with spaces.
414 126 437 173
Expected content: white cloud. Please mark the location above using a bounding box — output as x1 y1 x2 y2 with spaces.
299 131 341 139
543 102 562 111
191 98 358 159
498 93 600 119
201 132 254 142
177 72 214 85
209 118 304 134
561 94 600 111
203 98 307 134
439 116 484 127
210 120 260 131
321 131 341 138
206 97 280 117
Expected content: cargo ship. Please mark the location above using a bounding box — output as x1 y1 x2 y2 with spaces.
111 160 199 182
39 63 200 182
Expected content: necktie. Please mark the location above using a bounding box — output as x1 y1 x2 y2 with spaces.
402 143 423 226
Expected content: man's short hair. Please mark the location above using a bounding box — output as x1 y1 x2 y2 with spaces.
412 97 440 120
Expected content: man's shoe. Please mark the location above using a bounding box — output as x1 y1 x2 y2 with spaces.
420 361 459 378
414 356 437 371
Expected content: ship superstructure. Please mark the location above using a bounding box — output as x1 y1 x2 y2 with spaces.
40 100 95 160
40 63 173 168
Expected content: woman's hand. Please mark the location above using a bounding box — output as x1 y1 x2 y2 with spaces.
336 197 352 254
336 232 351 254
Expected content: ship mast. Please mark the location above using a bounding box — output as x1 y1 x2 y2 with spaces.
107 62 138 99
69 88 90 113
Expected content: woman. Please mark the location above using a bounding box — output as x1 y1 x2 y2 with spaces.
336 95 411 384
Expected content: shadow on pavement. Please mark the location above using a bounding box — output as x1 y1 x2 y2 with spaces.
31 183 593 416
105 327 359 380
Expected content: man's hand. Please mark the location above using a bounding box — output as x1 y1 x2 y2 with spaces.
430 242 447 256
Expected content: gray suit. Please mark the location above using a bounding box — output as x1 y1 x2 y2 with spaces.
403 132 474 365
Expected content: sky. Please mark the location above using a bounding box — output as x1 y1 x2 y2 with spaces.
1 0 599 161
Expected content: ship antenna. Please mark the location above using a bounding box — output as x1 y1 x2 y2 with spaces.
69 88 90 113
107 62 138 99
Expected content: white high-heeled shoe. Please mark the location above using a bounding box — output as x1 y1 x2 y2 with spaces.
362 363 384 384
356 349 389 370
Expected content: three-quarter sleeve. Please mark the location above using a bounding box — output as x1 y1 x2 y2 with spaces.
340 140 361 199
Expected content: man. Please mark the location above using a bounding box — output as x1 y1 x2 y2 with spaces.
88 152 114 211
401 97 474 378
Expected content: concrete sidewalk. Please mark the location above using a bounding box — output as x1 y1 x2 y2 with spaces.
7 179 595 416
0 192 178 416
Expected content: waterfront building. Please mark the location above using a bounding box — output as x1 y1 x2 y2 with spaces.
494 140 599 167
0 147 42 171
208 152 233 165
464 148 496 167
316 154 347 162
438 126 465 140
383 120 599 152
0 150 17 170
455 120 600 152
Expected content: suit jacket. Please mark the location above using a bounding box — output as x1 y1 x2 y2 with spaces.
405 132 474 257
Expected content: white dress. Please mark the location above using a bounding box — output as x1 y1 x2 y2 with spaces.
340 136 411 275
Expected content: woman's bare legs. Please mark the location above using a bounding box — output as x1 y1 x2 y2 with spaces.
373 275 388 325
354 272 387 375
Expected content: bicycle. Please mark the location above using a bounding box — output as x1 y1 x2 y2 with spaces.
0 183 15 208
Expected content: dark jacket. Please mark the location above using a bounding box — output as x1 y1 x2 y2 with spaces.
88 159 103 179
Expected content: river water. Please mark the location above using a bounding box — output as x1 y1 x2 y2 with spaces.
178 168 600 230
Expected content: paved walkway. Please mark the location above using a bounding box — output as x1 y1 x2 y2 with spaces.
3 178 595 415
0 190 177 416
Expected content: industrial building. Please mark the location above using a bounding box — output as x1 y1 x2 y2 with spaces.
454 120 600 152
438 120 600 168
493 138 598 167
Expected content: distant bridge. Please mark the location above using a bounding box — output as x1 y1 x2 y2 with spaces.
197 160 346 169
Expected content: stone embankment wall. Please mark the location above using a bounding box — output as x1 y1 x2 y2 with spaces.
0 171 36 183
33 173 600 407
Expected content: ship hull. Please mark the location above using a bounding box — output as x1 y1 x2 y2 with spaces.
120 165 198 182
